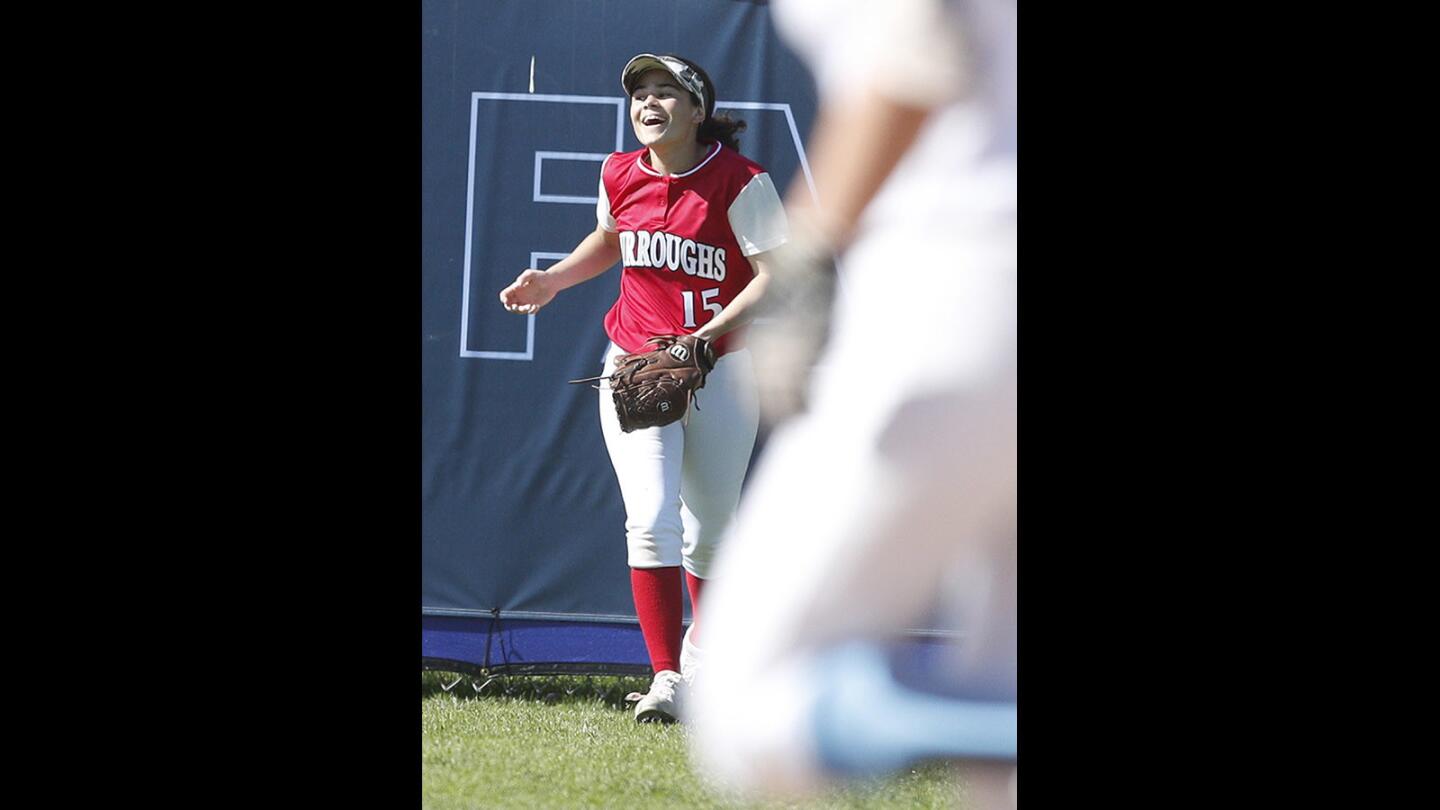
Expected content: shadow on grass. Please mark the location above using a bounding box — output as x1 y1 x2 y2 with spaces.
422 670 654 709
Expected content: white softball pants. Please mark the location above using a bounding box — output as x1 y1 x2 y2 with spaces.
598 342 759 578
690 212 1018 794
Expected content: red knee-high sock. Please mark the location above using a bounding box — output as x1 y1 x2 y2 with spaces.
684 571 707 645
631 567 683 674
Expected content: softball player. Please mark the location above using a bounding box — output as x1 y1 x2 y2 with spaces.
499 53 788 723
689 0 1018 803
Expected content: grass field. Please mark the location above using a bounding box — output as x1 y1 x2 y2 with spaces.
422 670 972 809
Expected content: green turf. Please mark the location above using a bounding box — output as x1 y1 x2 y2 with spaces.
422 671 971 809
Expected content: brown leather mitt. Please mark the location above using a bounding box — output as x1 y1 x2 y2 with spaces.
574 335 716 432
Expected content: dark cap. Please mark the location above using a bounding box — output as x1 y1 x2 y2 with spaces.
621 53 710 117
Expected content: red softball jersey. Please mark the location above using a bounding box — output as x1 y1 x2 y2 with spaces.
597 142 788 358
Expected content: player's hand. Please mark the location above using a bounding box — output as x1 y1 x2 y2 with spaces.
750 308 831 426
499 269 557 315
749 232 837 426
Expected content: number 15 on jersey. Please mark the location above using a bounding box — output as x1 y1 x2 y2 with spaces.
682 288 722 328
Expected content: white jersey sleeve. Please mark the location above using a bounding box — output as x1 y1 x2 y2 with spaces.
727 172 789 256
596 154 617 232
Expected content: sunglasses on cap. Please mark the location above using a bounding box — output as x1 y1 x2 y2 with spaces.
621 54 708 113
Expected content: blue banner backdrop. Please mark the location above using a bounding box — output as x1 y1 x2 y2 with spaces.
423 0 820 670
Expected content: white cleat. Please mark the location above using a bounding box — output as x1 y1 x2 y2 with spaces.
633 669 684 724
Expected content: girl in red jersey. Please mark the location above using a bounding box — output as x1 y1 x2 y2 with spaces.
499 54 788 723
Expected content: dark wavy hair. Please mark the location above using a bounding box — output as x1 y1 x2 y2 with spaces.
663 54 747 152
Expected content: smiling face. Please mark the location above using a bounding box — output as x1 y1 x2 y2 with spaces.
629 68 704 150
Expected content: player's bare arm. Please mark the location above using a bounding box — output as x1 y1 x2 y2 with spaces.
791 89 934 249
690 252 776 342
499 226 622 314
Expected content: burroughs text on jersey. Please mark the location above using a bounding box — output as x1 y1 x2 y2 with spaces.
618 229 728 282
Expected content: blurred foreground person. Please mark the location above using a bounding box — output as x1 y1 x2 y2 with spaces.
688 0 1017 805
